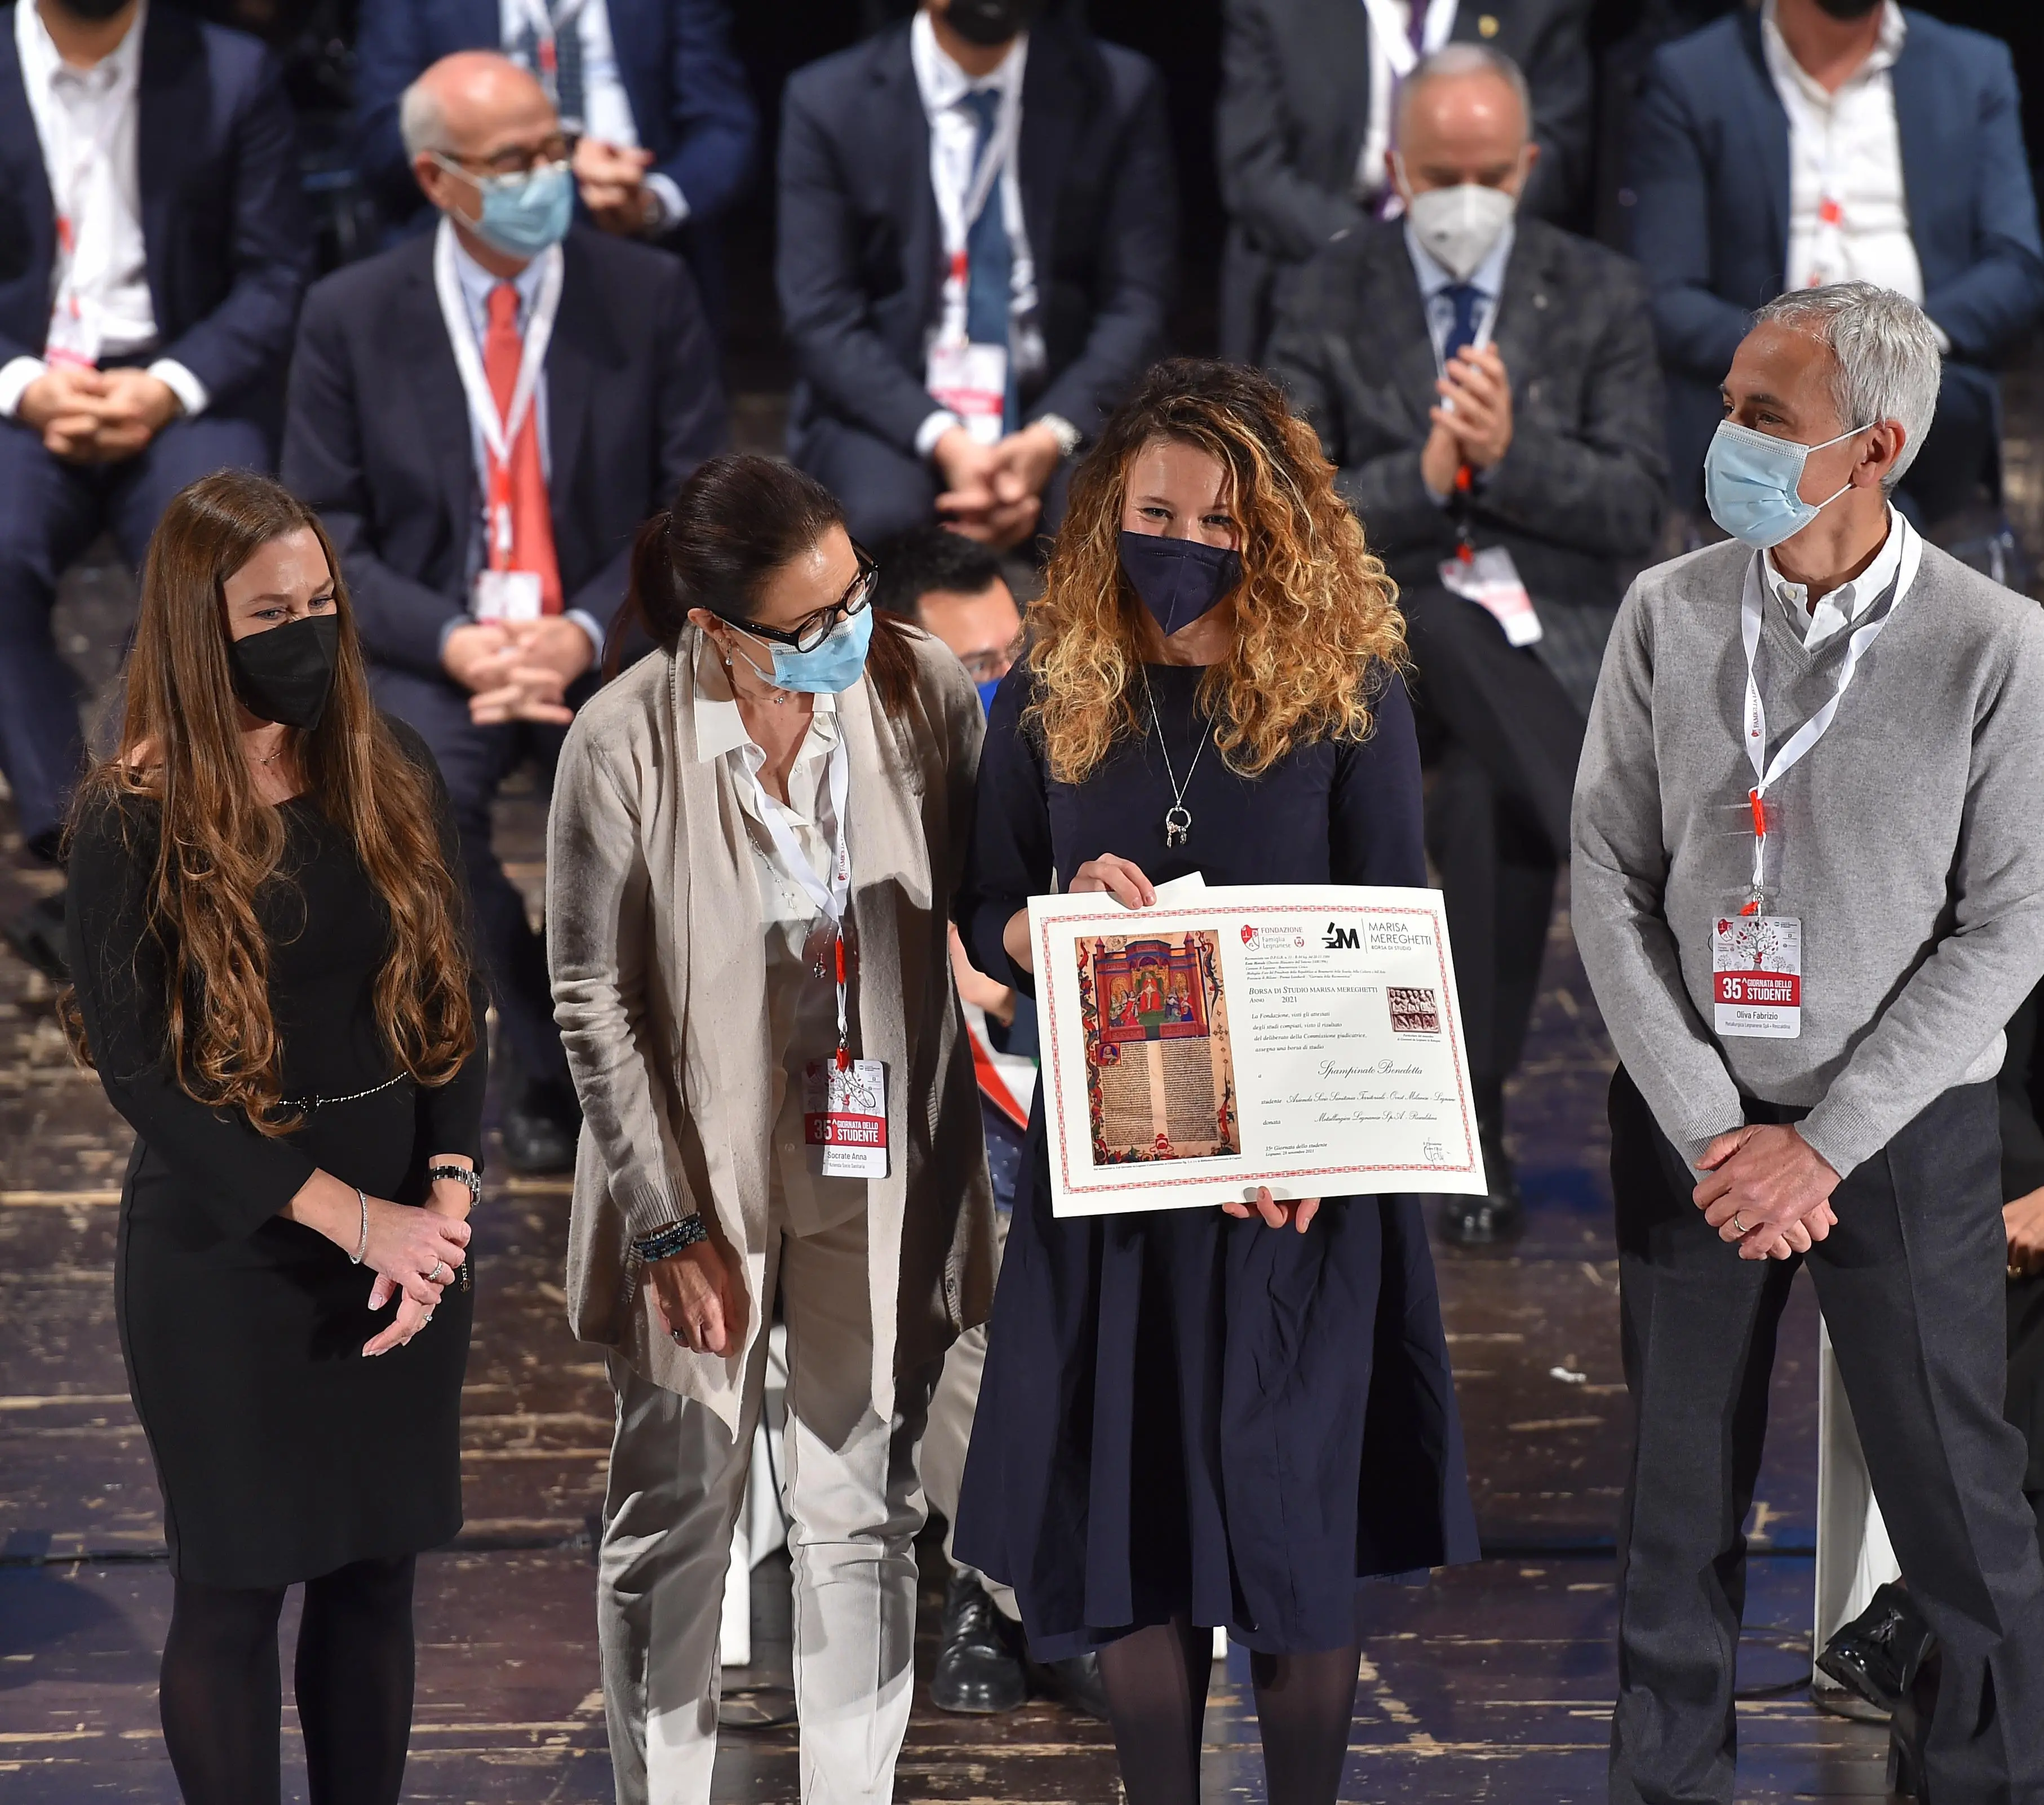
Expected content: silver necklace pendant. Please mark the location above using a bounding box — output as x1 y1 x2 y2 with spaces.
1164 804 1192 848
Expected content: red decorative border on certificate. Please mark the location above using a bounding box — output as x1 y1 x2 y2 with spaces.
1037 902 1478 1199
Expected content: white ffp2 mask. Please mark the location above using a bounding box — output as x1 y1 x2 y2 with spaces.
1402 178 1517 282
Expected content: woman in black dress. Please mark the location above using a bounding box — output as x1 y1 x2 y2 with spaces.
61 471 487 1805
954 362 1478 1805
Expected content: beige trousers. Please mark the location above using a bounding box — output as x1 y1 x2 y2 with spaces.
596 1211 934 1805
917 1207 1019 1621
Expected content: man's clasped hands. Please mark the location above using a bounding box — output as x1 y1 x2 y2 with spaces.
1694 1123 1841 1261
444 616 594 727
17 364 183 463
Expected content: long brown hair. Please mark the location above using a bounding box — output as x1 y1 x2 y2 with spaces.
65 471 475 1135
1027 359 1407 783
613 453 920 716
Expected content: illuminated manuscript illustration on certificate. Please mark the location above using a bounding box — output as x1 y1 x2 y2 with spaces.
1076 930 1241 1165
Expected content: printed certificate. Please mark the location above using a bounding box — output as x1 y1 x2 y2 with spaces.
1029 883 1486 1216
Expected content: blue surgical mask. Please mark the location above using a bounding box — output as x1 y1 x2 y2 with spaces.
1704 417 1873 549
976 677 1003 716
732 606 875 695
446 158 575 260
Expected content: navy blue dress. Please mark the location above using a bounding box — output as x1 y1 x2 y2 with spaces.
953 660 1479 1658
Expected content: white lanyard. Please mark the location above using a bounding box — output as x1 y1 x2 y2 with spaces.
933 81 1021 346
1359 0 1457 79
433 224 562 558
747 730 856 1063
1735 522 1919 904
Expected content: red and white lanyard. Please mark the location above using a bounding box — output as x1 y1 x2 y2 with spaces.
932 76 1020 346
750 732 857 1068
46 85 128 360
432 223 562 567
513 0 588 105
1735 523 1919 911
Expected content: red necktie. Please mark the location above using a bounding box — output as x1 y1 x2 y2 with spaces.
484 282 562 613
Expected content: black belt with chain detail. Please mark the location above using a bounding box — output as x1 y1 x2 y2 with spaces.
282 1072 408 1118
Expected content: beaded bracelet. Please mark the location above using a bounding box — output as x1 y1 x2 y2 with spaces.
633 1216 709 1263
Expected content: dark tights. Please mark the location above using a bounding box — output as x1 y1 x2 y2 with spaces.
159 1554 417 1805
1096 1615 1362 1805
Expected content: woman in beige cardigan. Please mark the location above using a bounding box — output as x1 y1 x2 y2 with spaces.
545 454 995 1805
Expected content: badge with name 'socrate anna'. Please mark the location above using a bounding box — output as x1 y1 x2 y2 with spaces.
1712 915 1802 1039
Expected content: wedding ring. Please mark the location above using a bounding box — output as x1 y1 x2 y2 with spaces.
1731 1213 1747 1236
427 1261 447 1283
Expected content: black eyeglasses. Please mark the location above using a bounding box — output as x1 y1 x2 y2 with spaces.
714 546 879 654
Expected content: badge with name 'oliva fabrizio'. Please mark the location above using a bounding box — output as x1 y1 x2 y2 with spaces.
1712 915 1802 1040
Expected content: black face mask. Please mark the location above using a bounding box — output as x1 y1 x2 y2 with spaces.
228 614 340 732
48 0 135 21
942 0 1042 48
1118 530 1243 637
1810 0 1881 16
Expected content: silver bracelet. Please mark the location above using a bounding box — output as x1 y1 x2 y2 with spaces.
351 1188 369 1266
425 1163 482 1207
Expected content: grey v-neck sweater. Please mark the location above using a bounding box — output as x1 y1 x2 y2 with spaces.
1571 534 2044 1178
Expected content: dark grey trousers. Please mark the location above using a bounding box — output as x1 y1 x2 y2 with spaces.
1607 1067 2044 1805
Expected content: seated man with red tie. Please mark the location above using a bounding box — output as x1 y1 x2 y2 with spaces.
283 50 724 1169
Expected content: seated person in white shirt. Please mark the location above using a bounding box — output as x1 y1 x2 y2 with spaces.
1628 0 2044 533
282 52 723 1171
0 0 309 981
776 0 1176 550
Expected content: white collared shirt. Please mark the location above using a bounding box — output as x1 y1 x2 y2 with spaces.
909 7 1049 459
693 640 868 1239
1763 503 1916 650
1354 0 1459 204
1403 214 1514 369
0 0 207 420
496 0 685 225
1760 0 1934 330
438 221 606 659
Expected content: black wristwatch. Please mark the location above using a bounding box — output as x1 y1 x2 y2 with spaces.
425 1163 482 1207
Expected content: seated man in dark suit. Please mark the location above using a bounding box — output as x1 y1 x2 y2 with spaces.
1269 43 1664 1244
0 0 308 978
777 0 1175 550
1217 0 1593 363
1626 0 2044 529
283 51 724 1169
349 0 756 318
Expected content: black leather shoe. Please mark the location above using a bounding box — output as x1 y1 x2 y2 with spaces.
3 890 68 985
1039 1651 1109 1721
500 1080 580 1176
1443 1137 1523 1248
1817 1581 1936 1715
932 1571 1028 1714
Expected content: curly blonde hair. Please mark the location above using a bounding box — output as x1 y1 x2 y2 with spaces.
1026 358 1406 784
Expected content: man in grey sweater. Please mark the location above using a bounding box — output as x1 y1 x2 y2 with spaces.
1573 281 2044 1804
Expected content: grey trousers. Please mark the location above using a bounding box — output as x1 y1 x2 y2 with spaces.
918 1207 1018 1621
1607 1067 2044 1805
596 1212 935 1805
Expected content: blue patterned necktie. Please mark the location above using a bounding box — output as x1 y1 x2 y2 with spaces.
519 1 584 135
1441 282 1483 365
959 87 1017 430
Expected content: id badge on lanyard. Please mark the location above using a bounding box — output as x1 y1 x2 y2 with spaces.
925 86 1017 449
751 735 891 1178
1714 532 1919 1039
432 225 562 618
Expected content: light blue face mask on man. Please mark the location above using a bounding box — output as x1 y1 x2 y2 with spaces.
1704 416 1874 549
444 158 575 260
733 607 875 695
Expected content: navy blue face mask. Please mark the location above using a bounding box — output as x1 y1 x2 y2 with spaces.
1118 530 1243 637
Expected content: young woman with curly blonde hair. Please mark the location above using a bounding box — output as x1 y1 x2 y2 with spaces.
952 360 1477 1805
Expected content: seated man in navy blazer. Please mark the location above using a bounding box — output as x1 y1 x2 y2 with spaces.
350 0 756 318
0 0 308 979
284 50 724 1170
777 0 1176 549
1626 0 2044 527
